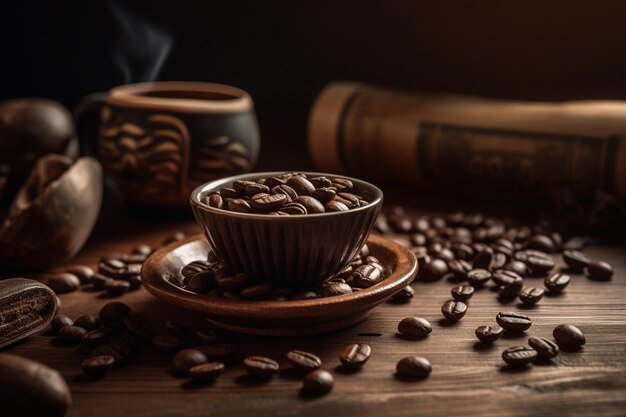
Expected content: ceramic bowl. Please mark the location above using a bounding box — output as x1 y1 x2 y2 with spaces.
190 172 383 287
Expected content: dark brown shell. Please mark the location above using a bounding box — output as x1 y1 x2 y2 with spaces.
0 155 102 270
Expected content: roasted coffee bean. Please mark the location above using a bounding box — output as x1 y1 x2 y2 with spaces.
57 265 94 284
51 315 73 333
420 259 448 282
181 260 210 281
100 257 126 271
196 343 236 360
287 175 315 196
244 356 280 377
452 243 474 260
475 325 503 343
88 344 130 366
228 198 252 213
352 264 382 288
0 354 72 417
186 271 214 293
91 273 112 290
204 193 224 209
336 192 361 208
164 319 188 338
81 355 115 375
56 325 88 344
172 349 208 375
562 250 591 272
526 234 556 253
451 285 474 302
309 176 333 188
516 250 555 275
398 317 432 337
502 261 529 277
99 301 132 328
528 337 559 359
321 281 352 296
42 272 80 294
473 251 493 269
244 183 270 196
391 285 414 303
105 279 130 296
339 343 371 368
279 202 308 215
152 334 184 355
396 356 432 379
123 313 152 340
466 269 491 288
585 261 613 281
264 176 286 188
195 329 223 344
311 187 337 203
448 259 472 280
492 270 522 287
441 300 467 321
219 187 241 199
303 369 334 395
81 327 115 347
240 284 273 300
131 244 153 257
108 334 133 358
271 184 298 202
502 346 537 366
216 273 247 291
387 215 413 233
293 195 325 213
544 273 571 293
287 350 322 372
233 179 259 193
553 324 586 348
128 275 142 290
251 193 287 212
189 362 225 382
324 200 349 212
496 312 532 332
518 287 544 305
498 275 524 299
74 314 100 332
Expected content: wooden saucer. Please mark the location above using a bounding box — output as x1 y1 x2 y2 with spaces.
142 234 417 335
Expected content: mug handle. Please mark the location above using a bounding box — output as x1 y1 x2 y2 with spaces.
74 92 107 156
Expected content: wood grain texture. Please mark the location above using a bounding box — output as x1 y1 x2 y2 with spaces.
3 204 626 417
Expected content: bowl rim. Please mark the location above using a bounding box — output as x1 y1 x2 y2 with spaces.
190 171 384 219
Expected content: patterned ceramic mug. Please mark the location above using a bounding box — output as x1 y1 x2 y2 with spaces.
76 82 260 207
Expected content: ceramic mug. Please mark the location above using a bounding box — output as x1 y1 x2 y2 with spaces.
76 82 260 207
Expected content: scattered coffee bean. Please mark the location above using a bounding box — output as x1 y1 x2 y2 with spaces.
466 269 491 288
196 343 236 360
287 350 322 372
352 264 382 288
398 317 432 337
492 270 522 287
339 343 371 368
518 287 544 305
189 362 225 382
450 285 474 302
244 356 280 377
544 273 571 293
475 325 503 343
74 314 100 332
152 334 184 355
496 312 532 332
81 355 115 375
502 346 537 366
498 274 524 299
105 279 130 296
553 324 586 348
42 272 80 294
396 356 432 379
172 349 208 375
585 261 613 281
91 273 112 290
195 329 222 344
51 315 73 334
420 259 448 281
57 265 94 284
0 354 72 417
441 300 468 321
562 250 591 272
503 261 529 277
81 327 115 347
56 325 88 344
302 369 334 395
99 302 132 328
528 337 559 359
123 313 153 340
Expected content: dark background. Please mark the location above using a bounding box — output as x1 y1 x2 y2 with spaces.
3 0 626 168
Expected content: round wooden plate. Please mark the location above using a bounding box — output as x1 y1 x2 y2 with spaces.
142 234 417 335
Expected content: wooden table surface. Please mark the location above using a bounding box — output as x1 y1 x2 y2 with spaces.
4 194 626 417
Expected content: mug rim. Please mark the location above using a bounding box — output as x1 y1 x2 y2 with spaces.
107 81 253 113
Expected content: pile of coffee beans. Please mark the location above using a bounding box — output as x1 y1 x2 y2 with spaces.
178 243 387 300
199 172 370 214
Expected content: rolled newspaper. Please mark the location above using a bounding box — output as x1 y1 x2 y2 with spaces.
309 82 626 200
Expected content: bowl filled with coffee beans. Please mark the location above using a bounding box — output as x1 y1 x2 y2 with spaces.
190 172 383 287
